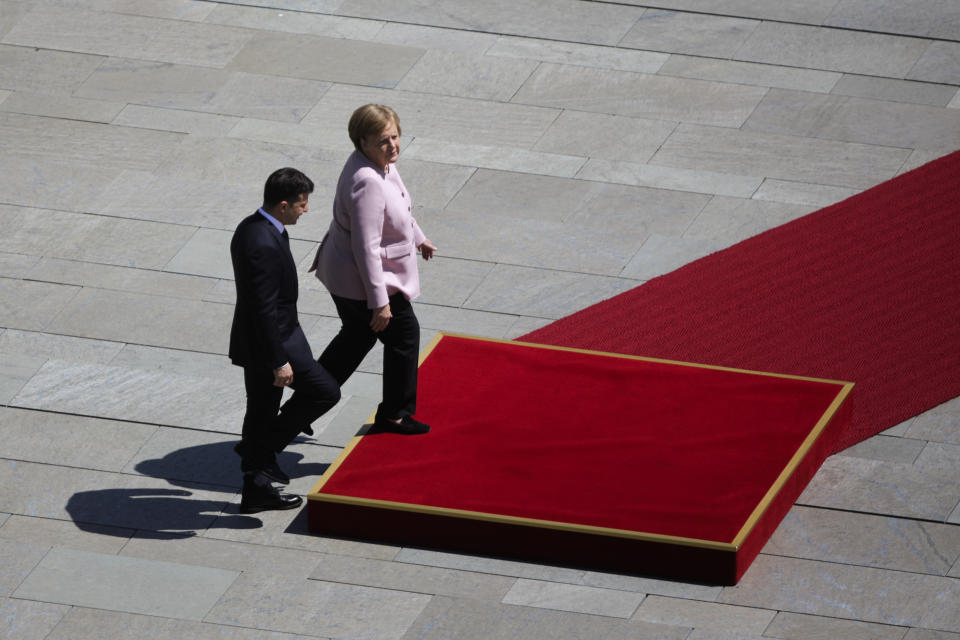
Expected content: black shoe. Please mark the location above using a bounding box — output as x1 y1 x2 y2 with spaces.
375 415 430 435
239 473 302 514
301 424 314 436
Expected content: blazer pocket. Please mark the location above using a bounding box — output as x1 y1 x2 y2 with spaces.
381 241 412 260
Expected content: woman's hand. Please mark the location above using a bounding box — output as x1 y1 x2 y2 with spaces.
371 303 392 332
419 239 437 260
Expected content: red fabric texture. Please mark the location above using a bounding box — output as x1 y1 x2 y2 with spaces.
521 150 960 453
319 336 848 544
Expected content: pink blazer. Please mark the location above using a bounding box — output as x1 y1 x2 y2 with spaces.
312 151 426 309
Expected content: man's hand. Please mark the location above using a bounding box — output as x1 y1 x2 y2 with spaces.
371 303 392 332
273 363 293 387
419 239 437 260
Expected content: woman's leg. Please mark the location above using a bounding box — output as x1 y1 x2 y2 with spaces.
377 293 420 419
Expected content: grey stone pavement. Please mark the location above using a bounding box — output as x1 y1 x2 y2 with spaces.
0 0 958 637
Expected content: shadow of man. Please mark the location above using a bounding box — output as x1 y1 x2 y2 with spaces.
65 439 329 538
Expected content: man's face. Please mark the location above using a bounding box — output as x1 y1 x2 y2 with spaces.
276 193 309 226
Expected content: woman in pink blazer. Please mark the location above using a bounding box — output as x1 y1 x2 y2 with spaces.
311 104 436 435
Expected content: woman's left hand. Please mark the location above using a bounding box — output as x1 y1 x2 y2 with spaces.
419 239 437 260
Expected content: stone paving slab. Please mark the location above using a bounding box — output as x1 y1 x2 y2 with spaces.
620 9 759 58
743 89 960 151
763 611 907 640
375 21 497 54
501 579 644 618
682 196 811 245
0 91 123 123
309 552 516 600
227 31 423 87
394 547 586 584
44 607 320 640
841 433 928 463
764 505 960 575
532 110 676 165
652 123 911 189
0 597 68 640
123 532 326 580
396 49 538 101
734 22 930 77
0 111 185 171
0 251 38 279
830 74 960 106
907 411 960 446
908 41 960 85
204 498 403 561
658 54 841 93
12 358 244 432
0 406 156 472
824 0 960 41
416 209 644 276
303 83 560 149
341 0 645 46
13 547 239 621
0 351 45 405
488 34 668 73
0 157 122 212
615 0 840 24
633 595 776 635
3 3 253 66
404 137 585 179
413 256 495 308
719 554 958 630
207 2 382 41
0 278 79 333
27 258 219 301
799 443 960 522
0 44 105 95
398 595 690 640
114 104 241 136
43 287 234 353
513 63 768 128
577 159 762 197
462 263 637 318
0 538 47 597
0 514 132 555
751 179 859 208
1 206 197 270
206 571 431 638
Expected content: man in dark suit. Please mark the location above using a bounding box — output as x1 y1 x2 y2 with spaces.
230 167 340 513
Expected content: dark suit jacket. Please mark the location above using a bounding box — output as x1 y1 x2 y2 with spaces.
229 211 313 370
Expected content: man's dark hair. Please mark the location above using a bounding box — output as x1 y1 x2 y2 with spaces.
263 167 314 208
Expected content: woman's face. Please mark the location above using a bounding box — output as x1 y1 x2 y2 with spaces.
360 121 400 171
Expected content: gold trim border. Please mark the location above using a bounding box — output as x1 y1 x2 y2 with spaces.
308 332 853 552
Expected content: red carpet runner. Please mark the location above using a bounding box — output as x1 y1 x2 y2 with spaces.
522 150 960 453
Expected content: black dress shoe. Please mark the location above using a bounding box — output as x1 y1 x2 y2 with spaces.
374 415 430 435
239 473 302 514
301 424 314 436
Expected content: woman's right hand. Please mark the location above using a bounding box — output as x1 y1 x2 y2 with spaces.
370 303 392 332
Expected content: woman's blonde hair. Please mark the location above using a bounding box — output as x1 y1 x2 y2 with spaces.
348 104 401 151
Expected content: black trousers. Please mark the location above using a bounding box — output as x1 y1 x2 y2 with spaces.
237 359 340 469
318 292 420 420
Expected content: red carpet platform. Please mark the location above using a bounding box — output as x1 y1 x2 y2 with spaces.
523 150 960 453
308 333 852 584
